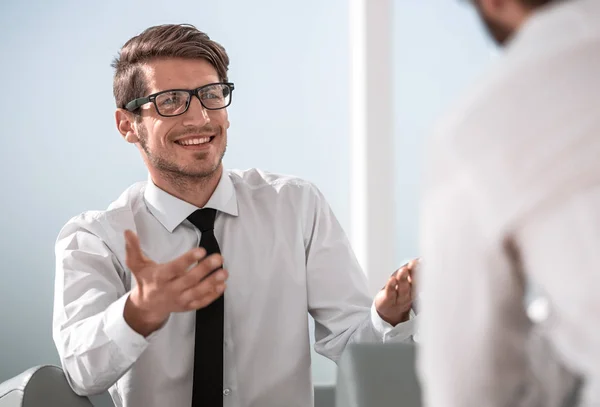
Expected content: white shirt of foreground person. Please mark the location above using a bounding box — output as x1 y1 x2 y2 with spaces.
418 1 600 406
53 168 416 407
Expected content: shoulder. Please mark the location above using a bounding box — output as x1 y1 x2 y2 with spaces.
56 181 147 244
227 168 320 197
225 168 330 221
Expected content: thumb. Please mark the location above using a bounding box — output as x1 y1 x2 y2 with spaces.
124 230 148 272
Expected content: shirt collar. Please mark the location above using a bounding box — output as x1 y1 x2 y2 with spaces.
143 170 239 233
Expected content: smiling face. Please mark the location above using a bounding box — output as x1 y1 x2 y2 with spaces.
117 57 230 186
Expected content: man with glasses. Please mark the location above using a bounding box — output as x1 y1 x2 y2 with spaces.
418 0 600 406
52 24 418 407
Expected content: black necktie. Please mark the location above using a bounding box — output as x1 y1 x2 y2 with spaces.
187 208 224 407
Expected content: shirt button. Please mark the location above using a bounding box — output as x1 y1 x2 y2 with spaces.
223 388 231 396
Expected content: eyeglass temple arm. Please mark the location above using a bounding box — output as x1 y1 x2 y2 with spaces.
125 97 150 112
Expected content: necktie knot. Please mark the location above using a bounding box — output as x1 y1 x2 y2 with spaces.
187 208 217 233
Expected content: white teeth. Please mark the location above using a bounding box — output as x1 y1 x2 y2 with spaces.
178 137 211 145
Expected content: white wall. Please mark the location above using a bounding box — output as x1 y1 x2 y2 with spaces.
392 1 496 264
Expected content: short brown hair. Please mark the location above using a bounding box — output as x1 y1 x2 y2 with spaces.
111 24 230 109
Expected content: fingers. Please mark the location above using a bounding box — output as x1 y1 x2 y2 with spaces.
385 262 409 290
178 268 229 309
407 258 420 269
395 266 410 285
379 260 418 311
161 247 210 281
187 286 226 310
406 258 421 283
169 253 225 292
124 230 149 272
394 267 413 302
385 274 398 298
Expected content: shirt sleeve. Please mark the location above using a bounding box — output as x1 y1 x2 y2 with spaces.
302 184 416 363
370 304 418 343
52 217 162 396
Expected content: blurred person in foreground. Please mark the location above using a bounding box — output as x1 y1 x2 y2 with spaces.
417 0 600 406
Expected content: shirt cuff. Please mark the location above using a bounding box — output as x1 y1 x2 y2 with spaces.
370 303 418 343
103 292 160 361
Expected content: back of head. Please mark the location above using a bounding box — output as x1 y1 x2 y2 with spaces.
472 0 574 45
111 24 230 111
522 0 559 6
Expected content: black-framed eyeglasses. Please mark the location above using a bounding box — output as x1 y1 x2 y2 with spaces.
125 82 235 117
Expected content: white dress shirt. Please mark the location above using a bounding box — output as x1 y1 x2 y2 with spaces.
53 168 415 407
418 1 600 406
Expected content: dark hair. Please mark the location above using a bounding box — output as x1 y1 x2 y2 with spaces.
522 0 561 6
111 24 230 109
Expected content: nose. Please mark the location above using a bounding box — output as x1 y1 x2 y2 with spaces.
182 95 210 127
